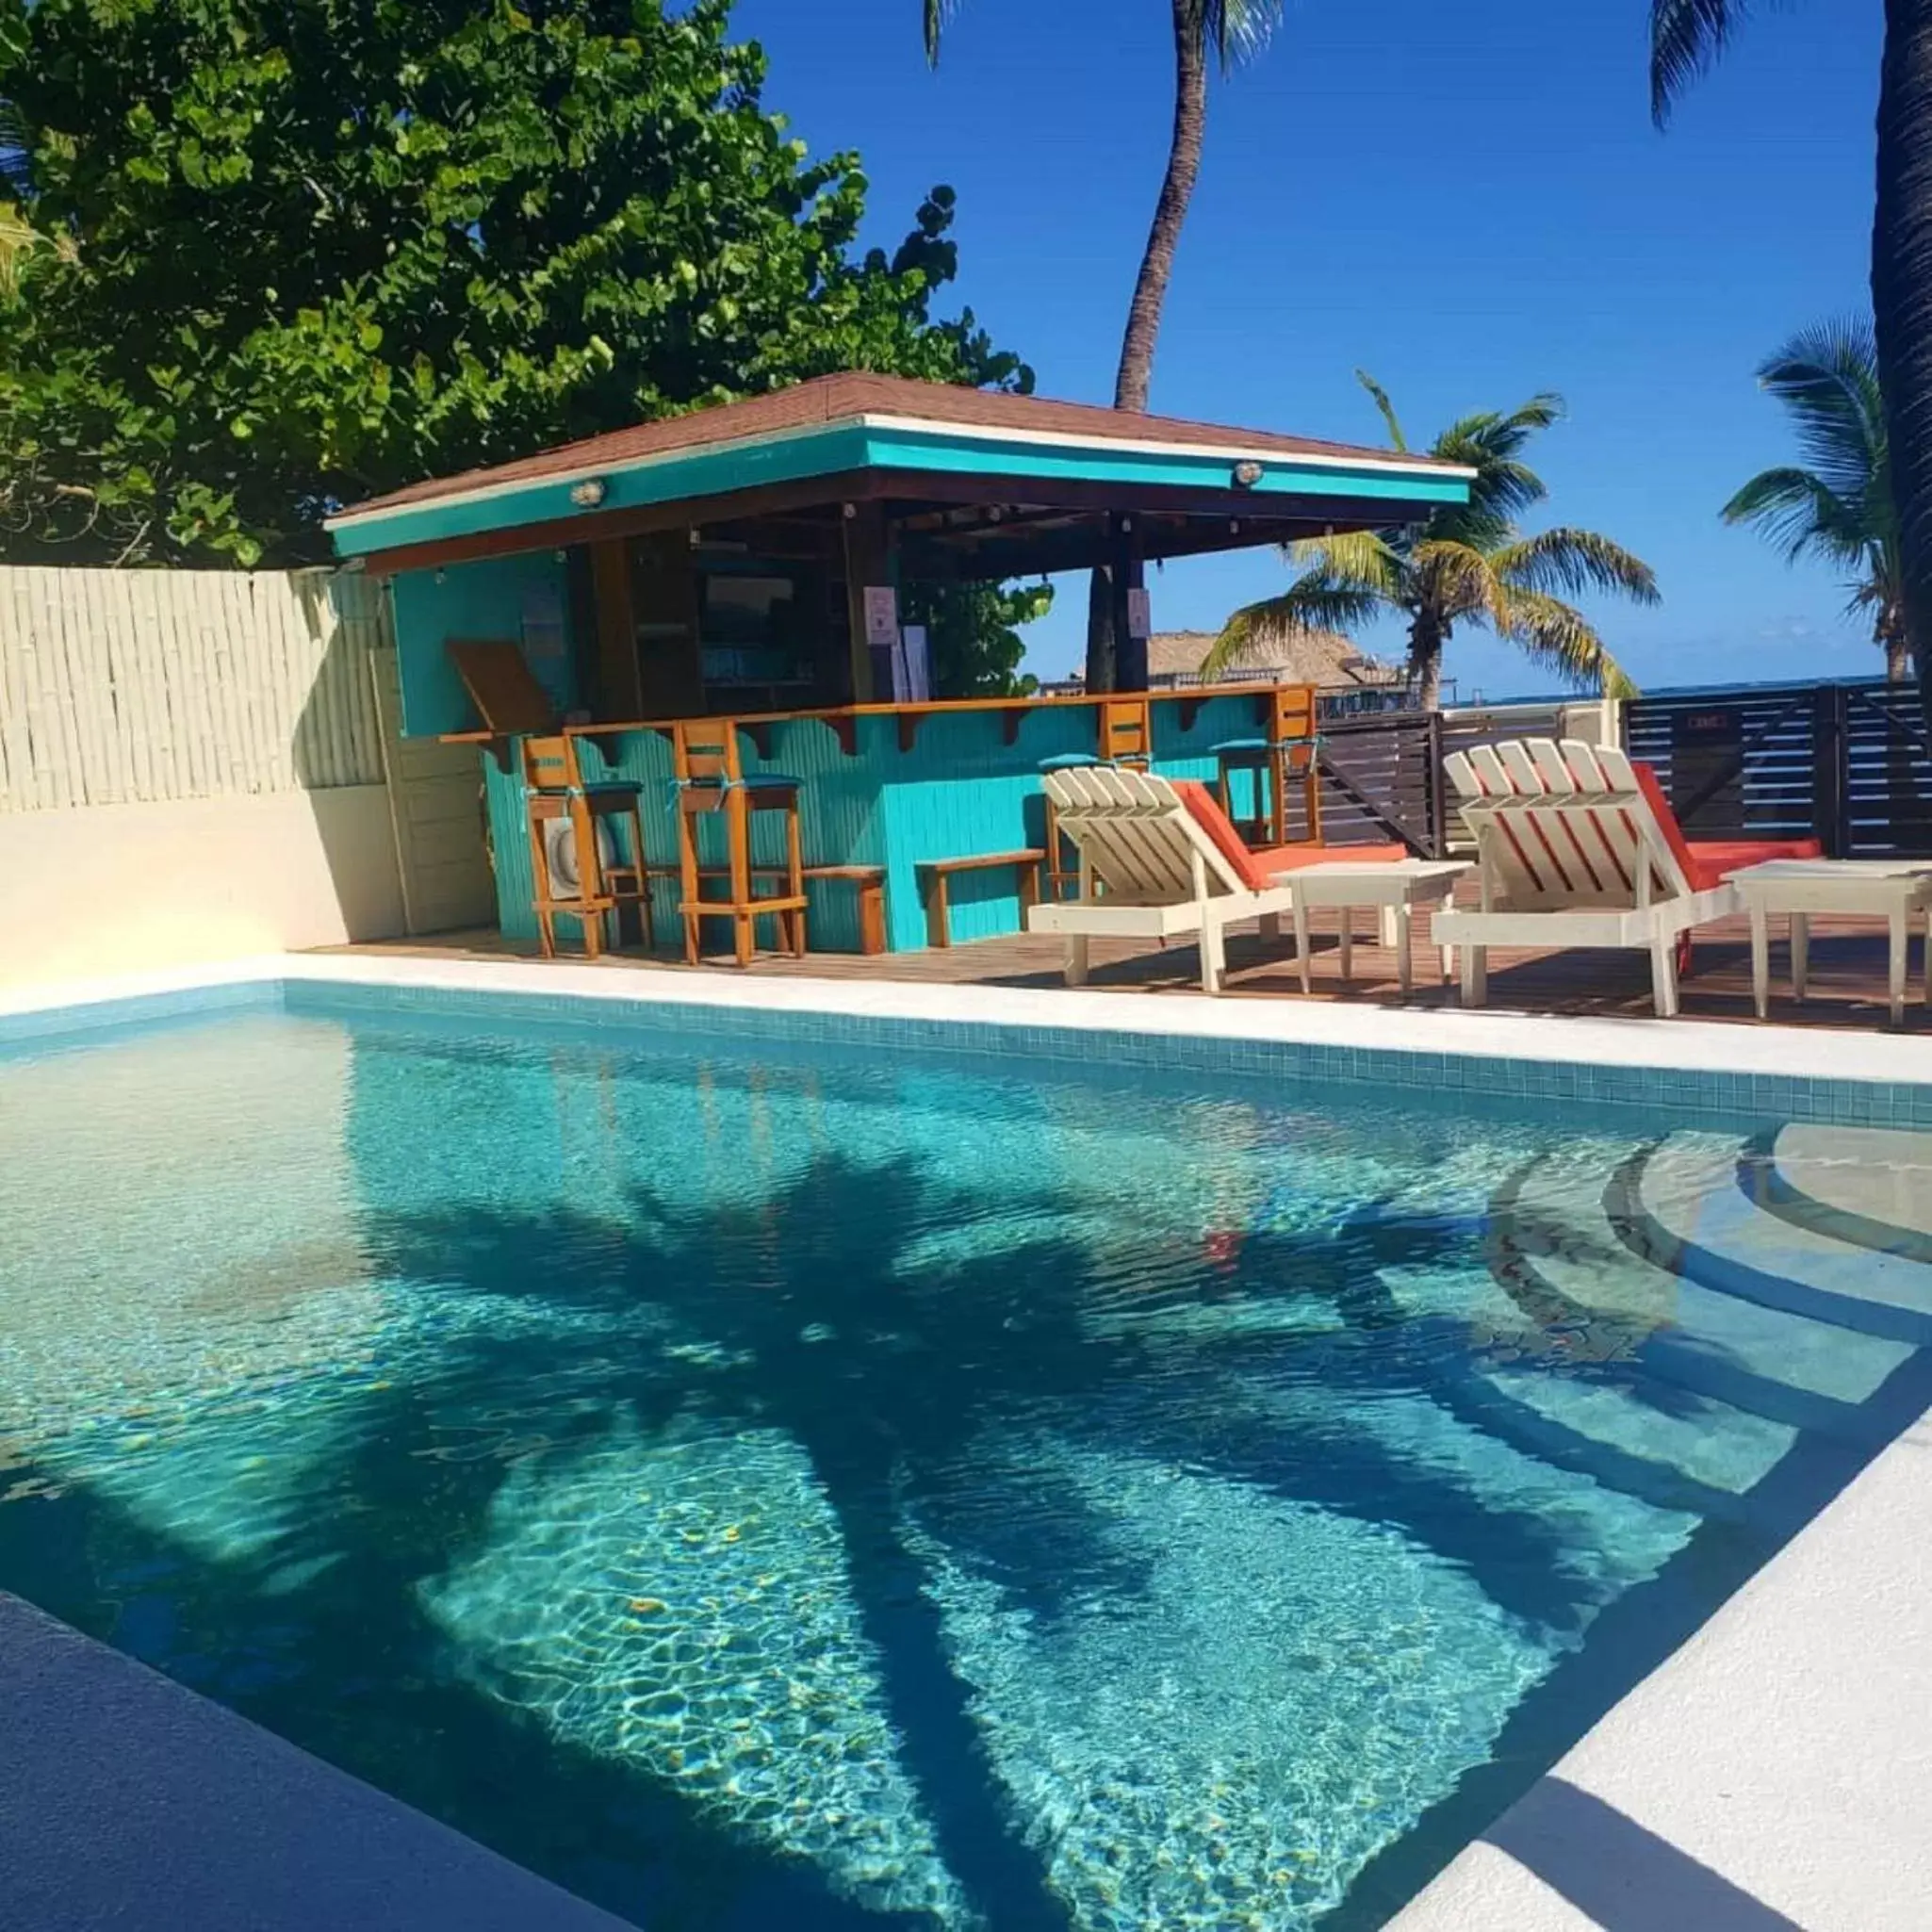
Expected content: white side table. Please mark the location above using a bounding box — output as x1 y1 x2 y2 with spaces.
1275 860 1472 997
1731 860 1932 1025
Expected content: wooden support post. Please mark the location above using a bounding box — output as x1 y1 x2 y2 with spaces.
1424 709 1447 860
589 538 643 720
631 529 705 718
842 500 892 706
1110 516 1148 694
1814 682 1849 859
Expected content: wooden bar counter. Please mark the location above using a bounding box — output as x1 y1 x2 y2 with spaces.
460 685 1315 957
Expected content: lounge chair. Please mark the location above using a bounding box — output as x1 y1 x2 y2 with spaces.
1027 765 1404 993
1434 736 1821 1015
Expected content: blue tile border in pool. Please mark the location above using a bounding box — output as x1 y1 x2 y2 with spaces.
0 979 279 1055
270 978 1932 1128
8 974 1932 1128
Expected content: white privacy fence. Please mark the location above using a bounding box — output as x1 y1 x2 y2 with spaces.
0 566 387 812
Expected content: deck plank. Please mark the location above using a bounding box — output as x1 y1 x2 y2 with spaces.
322 895 1932 1033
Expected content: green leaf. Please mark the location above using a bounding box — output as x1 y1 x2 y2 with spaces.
0 0 1024 565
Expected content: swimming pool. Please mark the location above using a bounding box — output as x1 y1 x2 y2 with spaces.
3 983 1929 1932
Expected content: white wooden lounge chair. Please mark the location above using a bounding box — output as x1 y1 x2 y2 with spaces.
1433 735 1818 1016
1027 766 1403 993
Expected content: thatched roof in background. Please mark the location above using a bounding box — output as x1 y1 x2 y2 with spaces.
1141 628 1402 687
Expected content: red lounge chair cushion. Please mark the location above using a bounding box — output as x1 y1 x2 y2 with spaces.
1172 780 1404 892
1630 762 1823 890
1685 837 1826 883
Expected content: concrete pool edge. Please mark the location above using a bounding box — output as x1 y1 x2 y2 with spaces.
12 951 1932 1122
1384 1408 1932 1932
7 949 1932 1082
0 1590 638 1932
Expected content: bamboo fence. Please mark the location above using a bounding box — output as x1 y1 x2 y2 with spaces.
0 566 387 813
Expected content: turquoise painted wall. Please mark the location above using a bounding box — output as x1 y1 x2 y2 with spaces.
482 693 1269 956
390 553 579 738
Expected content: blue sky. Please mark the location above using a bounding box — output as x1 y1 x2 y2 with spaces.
729 0 1883 696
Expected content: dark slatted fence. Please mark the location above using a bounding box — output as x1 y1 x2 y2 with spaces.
1623 681 1932 859
1316 712 1446 857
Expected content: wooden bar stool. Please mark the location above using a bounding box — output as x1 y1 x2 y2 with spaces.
1212 685 1322 847
672 720 809 967
520 735 651 959
1037 703 1156 901
1098 696 1154 770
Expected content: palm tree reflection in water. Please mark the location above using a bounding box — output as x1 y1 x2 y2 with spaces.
360 1122 1645 1931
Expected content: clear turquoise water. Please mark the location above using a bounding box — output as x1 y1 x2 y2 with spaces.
0 1002 1922 1931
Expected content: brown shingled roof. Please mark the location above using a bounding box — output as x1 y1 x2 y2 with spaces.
337 371 1458 521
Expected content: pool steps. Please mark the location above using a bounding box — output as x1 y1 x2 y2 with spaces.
1467 1126 1932 1519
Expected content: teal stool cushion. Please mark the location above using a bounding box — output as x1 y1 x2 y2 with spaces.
1210 737 1270 756
1038 752 1101 772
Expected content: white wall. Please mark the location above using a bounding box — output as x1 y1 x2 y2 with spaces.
0 787 406 988
0 565 459 989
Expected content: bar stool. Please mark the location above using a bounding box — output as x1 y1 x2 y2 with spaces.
1212 686 1322 847
1098 696 1154 770
672 719 809 967
1038 751 1099 901
1037 702 1156 901
520 735 651 959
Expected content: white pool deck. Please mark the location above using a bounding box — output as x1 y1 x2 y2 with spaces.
8 950 1932 1932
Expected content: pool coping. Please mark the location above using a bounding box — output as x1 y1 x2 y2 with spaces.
10 950 1932 1126
7 950 1932 1930
0 1592 636 1932
1383 1408 1932 1932
5 949 1932 1080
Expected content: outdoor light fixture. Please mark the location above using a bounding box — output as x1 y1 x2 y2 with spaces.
569 477 608 508
1232 459 1264 489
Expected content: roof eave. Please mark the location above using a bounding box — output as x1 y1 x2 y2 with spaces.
326 415 1474 561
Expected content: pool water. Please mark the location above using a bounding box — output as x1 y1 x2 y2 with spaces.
3 996 1929 1932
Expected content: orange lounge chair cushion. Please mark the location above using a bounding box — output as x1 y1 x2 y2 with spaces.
1172 780 1405 892
1630 763 1822 891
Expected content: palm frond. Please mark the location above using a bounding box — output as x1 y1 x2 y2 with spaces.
1651 0 1751 127
1433 396 1564 526
1203 0 1287 74
1282 527 1408 596
923 0 959 65
1354 369 1408 452
1722 466 1869 568
1493 586 1637 697
1753 319 1886 514
1492 527 1661 605
1409 538 1507 630
1206 561 1393 677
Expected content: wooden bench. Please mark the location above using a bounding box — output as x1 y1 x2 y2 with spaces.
801 864 888 956
916 849 1045 950
644 861 886 956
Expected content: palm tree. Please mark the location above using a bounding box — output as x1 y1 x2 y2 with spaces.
1205 375 1659 709
1652 0 1932 717
925 1 1285 689
1725 320 1907 680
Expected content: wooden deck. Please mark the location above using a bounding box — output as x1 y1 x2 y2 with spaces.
325 901 1932 1033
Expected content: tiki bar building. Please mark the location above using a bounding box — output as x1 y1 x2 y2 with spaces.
326 374 1470 961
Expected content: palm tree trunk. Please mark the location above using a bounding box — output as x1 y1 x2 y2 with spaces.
1883 607 1911 681
1409 612 1443 712
1086 2 1208 693
1874 0 1932 731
